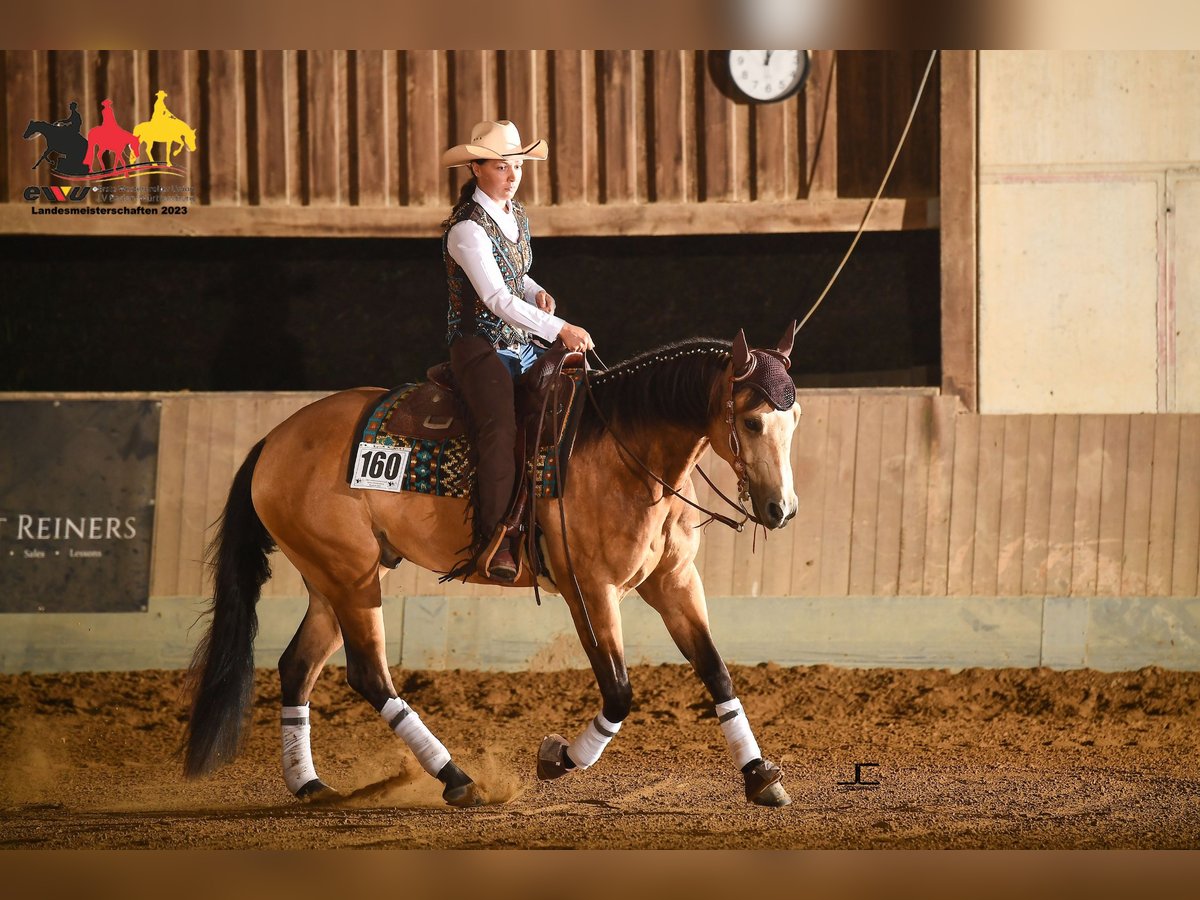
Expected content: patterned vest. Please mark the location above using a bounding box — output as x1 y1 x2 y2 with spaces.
443 199 533 347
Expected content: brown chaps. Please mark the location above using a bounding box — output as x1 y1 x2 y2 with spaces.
449 334 517 543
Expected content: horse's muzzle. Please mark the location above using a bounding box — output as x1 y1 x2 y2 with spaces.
760 497 796 529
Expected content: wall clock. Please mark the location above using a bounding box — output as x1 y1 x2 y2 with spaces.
726 50 810 103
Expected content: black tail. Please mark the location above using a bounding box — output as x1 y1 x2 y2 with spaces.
183 439 275 778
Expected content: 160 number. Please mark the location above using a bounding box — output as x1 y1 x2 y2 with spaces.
358 448 404 481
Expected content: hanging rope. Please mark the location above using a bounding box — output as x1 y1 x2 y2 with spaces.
794 49 940 337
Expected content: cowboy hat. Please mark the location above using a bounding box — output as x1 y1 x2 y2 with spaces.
441 120 548 168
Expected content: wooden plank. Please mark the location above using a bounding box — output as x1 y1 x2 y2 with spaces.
0 196 931 238
1172 416 1200 597
699 50 734 201
150 398 187 598
697 449 738 599
352 50 391 207
996 415 1030 596
199 50 244 205
1121 415 1156 596
1045 416 1080 596
819 396 859 596
805 50 838 199
405 51 447 206
597 50 636 204
945 414 979 596
971 416 1005 596
1147 414 1181 596
548 50 588 205
178 398 214 597
1021 415 1055 595
5 52 43 197
753 94 791 201
1095 416 1131 595
940 50 978 411
873 395 909 595
303 50 345 205
152 50 198 198
103 51 145 167
502 50 542 206
1070 415 1105 596
51 52 94 177
650 51 685 202
848 397 883 594
897 395 932 594
247 51 289 205
922 395 957 595
789 395 829 595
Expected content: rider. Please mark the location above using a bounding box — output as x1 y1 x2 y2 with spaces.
441 120 594 581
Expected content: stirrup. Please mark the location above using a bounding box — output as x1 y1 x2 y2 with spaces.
478 525 514 579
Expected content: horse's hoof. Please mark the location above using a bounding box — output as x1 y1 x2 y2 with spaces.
442 780 484 808
744 759 791 808
296 778 341 804
536 733 571 781
752 782 792 808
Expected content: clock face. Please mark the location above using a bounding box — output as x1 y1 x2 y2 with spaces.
727 50 809 103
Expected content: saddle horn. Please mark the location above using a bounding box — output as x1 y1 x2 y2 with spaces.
732 329 755 380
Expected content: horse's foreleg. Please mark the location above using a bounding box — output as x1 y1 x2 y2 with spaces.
639 563 791 807
538 587 630 780
276 587 343 801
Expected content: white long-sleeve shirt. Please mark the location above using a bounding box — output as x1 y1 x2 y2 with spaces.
445 188 566 344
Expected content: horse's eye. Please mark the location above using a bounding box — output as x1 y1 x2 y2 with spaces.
743 417 763 434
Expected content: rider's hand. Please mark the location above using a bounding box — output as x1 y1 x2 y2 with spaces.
535 290 556 314
557 323 594 353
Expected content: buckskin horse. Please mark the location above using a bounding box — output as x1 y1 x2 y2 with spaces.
185 325 802 808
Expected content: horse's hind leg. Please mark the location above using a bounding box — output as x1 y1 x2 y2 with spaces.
331 587 482 808
638 563 791 808
276 587 344 801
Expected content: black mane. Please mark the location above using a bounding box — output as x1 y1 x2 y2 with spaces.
577 338 731 446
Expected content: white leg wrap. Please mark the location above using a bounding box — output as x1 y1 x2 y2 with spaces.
281 704 319 795
567 713 622 769
380 697 452 777
715 698 762 769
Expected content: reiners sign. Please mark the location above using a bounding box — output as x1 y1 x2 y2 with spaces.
0 401 159 613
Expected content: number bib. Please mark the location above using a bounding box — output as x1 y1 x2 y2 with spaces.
350 442 411 493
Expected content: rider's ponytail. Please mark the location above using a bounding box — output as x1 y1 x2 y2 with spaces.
441 176 478 229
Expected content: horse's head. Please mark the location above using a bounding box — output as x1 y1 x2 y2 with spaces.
23 119 40 140
708 322 801 529
183 127 197 151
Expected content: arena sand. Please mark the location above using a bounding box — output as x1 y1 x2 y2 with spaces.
1 663 1198 849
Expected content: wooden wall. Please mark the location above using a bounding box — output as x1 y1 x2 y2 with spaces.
150 391 1200 602
1 50 940 237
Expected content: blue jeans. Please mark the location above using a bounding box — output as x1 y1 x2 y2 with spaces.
496 342 545 379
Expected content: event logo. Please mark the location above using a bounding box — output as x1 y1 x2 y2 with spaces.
23 90 198 186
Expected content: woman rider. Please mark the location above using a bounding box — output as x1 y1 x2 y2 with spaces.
441 120 594 581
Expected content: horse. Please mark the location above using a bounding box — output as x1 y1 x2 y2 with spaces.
23 119 90 176
134 91 197 163
184 325 802 809
86 100 139 172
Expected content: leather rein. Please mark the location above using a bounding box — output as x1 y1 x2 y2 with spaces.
526 349 767 649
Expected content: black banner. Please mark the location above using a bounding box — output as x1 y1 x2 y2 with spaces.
0 400 159 613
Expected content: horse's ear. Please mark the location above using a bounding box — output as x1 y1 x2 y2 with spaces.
777 320 796 362
732 329 753 379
